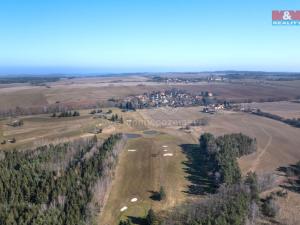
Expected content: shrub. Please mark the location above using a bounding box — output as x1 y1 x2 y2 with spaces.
119 219 132 225
262 196 279 218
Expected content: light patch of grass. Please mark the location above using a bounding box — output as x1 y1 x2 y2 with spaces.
99 133 191 224
0 110 119 150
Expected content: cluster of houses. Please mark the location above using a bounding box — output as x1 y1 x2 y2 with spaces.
202 104 225 114
151 75 226 83
118 89 216 110
207 76 225 82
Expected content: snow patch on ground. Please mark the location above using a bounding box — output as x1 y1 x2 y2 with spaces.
130 198 138 202
120 206 128 212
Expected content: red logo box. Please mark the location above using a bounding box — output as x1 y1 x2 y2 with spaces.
272 10 300 20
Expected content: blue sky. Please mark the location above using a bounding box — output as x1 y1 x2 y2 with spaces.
0 0 299 74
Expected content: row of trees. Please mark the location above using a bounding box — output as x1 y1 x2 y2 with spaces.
110 114 124 123
90 109 102 114
253 109 300 128
0 134 123 225
0 101 114 118
51 111 80 118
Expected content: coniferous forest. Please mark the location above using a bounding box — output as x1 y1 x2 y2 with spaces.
0 134 123 225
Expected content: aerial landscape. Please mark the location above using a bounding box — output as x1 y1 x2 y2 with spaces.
0 1 300 225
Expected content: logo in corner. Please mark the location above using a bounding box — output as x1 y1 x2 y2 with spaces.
272 10 300 25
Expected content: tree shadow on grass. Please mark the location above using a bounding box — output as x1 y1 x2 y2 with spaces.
148 190 160 201
277 163 300 193
180 144 217 195
127 216 147 225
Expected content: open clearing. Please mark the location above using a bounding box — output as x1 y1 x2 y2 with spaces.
99 131 194 225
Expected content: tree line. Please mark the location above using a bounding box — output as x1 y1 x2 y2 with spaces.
51 111 80 118
0 76 61 84
0 102 111 118
252 109 300 128
110 114 124 123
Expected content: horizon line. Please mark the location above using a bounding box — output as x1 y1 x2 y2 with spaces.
1 70 300 77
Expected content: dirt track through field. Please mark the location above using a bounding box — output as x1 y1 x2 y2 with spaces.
248 127 273 172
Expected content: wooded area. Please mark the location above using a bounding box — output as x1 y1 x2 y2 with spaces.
0 134 124 225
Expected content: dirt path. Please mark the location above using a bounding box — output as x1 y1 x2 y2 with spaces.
248 127 273 172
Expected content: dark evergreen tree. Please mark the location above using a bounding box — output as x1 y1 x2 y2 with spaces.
146 209 159 225
159 186 166 201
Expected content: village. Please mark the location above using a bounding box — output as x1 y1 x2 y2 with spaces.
150 75 226 83
117 88 228 112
